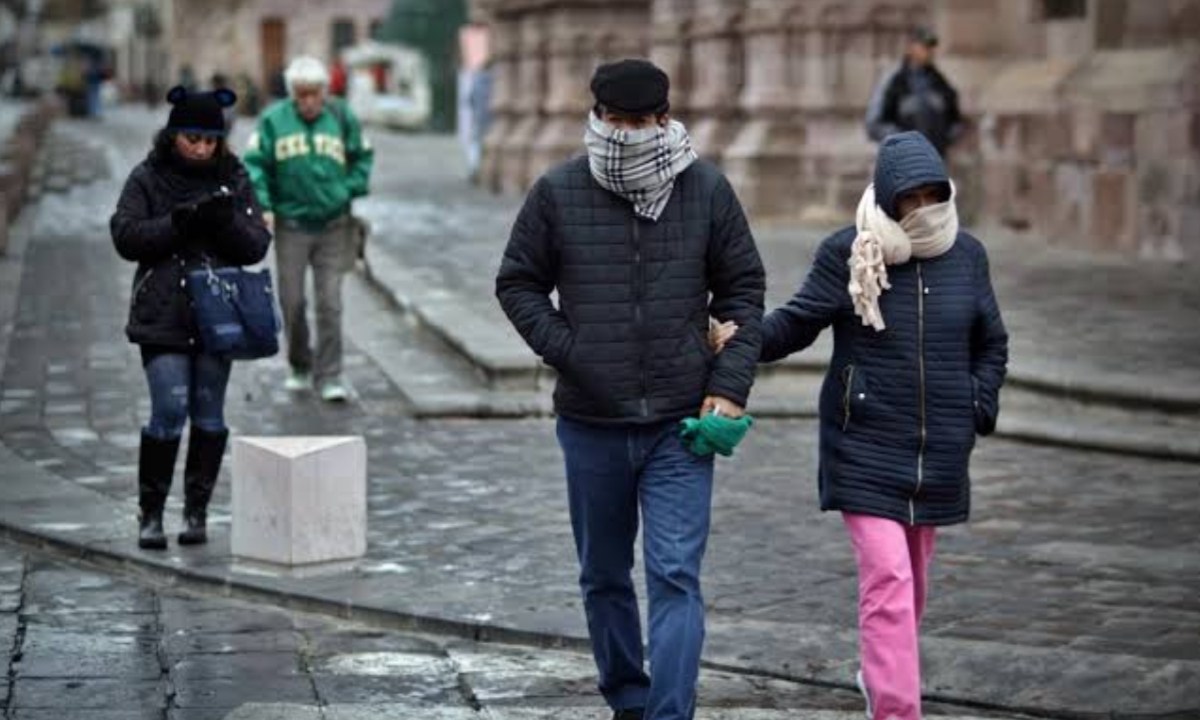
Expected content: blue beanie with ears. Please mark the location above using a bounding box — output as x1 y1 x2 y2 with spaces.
165 85 238 137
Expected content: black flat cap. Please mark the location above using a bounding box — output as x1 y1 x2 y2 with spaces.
590 59 670 116
909 25 939 47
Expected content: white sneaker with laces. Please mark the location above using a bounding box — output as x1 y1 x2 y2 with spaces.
319 379 349 402
284 370 312 392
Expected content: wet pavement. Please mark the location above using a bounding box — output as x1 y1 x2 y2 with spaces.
7 537 997 719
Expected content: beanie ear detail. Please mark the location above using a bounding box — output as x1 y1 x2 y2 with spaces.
165 88 228 137
213 88 238 108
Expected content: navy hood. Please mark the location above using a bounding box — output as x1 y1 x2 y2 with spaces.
873 131 950 220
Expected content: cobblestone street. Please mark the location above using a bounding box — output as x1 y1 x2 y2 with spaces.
0 106 1195 718
5 538 933 719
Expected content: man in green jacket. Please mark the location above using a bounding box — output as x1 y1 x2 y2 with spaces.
244 55 374 401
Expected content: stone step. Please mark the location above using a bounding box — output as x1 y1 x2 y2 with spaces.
357 248 1200 459
342 269 552 418
361 244 545 391
349 261 1200 459
362 241 1200 415
748 374 1200 461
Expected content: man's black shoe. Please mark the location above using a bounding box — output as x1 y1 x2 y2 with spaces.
613 709 645 720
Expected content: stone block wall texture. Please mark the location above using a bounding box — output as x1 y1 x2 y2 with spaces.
475 0 1200 260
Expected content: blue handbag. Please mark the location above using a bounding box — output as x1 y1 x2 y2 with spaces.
185 262 280 360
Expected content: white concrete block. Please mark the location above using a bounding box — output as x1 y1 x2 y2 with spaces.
231 436 367 565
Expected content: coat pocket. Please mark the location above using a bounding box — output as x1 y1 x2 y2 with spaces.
132 268 155 298
972 376 998 436
840 364 868 431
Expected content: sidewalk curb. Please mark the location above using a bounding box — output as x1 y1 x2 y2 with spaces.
992 415 1200 463
0 513 580 650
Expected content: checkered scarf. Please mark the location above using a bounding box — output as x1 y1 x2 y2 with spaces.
584 112 697 222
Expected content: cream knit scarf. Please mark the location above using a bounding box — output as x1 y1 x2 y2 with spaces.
849 182 959 331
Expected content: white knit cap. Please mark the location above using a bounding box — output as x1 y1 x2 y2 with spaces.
284 56 329 93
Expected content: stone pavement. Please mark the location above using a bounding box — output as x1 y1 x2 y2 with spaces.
0 107 1196 719
4 538 973 720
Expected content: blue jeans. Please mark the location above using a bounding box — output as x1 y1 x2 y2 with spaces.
556 417 715 720
142 352 232 439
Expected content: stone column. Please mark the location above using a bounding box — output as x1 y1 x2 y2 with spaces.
480 9 521 191
686 0 746 161
648 0 694 118
527 0 650 184
500 5 551 194
722 0 804 218
789 4 838 218
795 5 833 115
791 2 922 219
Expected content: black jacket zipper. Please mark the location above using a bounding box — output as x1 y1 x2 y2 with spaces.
631 216 648 417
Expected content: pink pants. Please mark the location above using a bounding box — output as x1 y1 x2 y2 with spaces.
843 513 938 720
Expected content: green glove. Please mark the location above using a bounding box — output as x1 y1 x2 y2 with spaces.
679 412 755 457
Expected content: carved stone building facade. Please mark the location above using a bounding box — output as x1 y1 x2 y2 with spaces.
473 0 1200 260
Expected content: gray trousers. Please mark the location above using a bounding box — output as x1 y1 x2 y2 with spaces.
274 216 350 384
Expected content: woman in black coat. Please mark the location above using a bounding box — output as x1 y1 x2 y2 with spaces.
757 132 1008 720
110 86 271 550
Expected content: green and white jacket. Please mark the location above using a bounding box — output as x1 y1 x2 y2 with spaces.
244 98 375 229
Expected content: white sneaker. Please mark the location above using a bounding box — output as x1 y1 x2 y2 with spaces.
856 669 872 720
319 379 349 402
284 370 312 392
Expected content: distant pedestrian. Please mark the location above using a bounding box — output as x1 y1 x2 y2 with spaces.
211 72 236 133
243 56 374 401
177 64 198 93
758 131 1008 720
110 85 272 550
461 61 492 183
233 72 260 115
330 59 348 97
865 26 964 156
496 58 765 720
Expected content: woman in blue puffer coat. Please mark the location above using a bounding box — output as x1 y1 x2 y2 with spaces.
760 131 1008 720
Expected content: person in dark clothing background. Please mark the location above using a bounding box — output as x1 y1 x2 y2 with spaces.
758 131 1007 720
495 59 765 720
110 86 272 551
865 26 964 156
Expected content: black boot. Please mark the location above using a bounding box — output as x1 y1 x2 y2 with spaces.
178 427 228 546
138 432 181 550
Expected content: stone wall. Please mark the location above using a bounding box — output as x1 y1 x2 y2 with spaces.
476 0 1200 260
974 1 1200 260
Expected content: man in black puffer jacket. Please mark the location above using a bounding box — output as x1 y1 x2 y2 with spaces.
496 59 764 720
865 26 964 157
